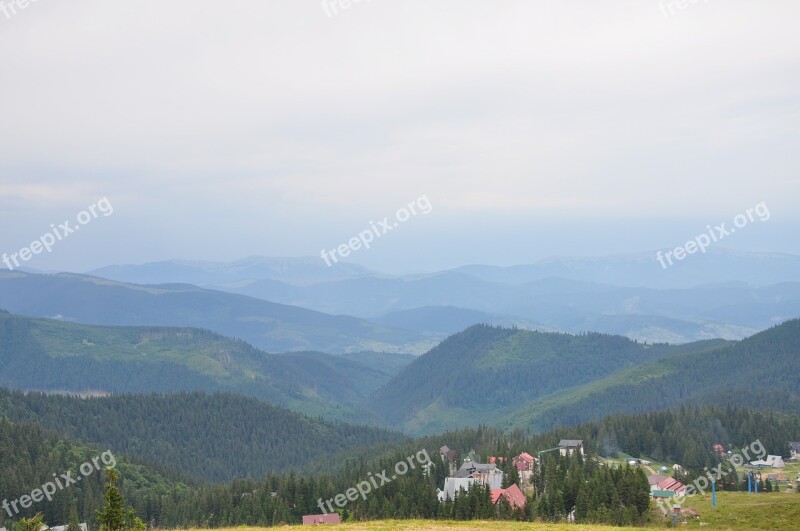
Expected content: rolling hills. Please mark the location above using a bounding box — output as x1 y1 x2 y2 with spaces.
0 389 405 482
0 310 410 422
0 270 426 354
370 320 800 434
78 251 800 345
499 318 800 431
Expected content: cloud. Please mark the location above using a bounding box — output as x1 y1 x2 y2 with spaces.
0 0 798 270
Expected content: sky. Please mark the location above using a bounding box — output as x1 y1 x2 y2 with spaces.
0 0 798 274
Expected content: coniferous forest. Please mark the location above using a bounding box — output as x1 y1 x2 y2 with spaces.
2 388 797 528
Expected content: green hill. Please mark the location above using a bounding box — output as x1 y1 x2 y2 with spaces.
370 324 729 433
0 388 405 483
0 310 404 422
0 416 187 529
0 270 425 354
501 318 800 431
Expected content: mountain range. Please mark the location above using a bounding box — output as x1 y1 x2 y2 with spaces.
2 305 798 437
79 251 800 345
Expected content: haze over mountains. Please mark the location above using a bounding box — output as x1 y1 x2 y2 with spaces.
81 249 800 345
0 270 428 354
2 305 798 436
1 249 798 437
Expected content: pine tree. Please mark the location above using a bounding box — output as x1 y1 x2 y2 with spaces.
96 469 126 531
66 502 82 531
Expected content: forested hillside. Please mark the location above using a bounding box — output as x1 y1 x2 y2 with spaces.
503 319 800 431
371 324 726 433
0 271 424 354
3 395 796 529
0 389 405 482
0 310 402 422
0 417 186 530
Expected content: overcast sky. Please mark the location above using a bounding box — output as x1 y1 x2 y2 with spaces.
0 0 798 273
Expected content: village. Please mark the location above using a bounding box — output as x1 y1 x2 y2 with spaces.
434 439 586 514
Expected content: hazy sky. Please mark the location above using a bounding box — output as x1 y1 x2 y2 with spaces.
1 0 798 273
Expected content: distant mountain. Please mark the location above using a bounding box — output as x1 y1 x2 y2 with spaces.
0 310 411 422
78 250 800 345
218 271 796 343
88 256 374 285
370 324 730 434
0 389 404 482
455 248 800 289
0 271 426 354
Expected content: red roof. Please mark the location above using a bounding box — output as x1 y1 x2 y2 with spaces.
516 452 534 462
302 514 340 525
490 484 527 510
657 478 686 495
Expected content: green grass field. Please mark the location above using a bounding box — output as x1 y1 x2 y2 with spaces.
665 490 799 530
189 524 652 531
178 491 799 530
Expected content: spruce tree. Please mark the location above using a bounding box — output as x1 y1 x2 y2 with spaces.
66 502 82 531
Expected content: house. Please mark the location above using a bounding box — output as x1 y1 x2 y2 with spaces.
647 474 685 495
513 452 536 472
558 439 584 457
488 456 506 464
490 484 526 511
302 514 340 525
712 444 725 455
651 489 676 499
455 459 504 489
437 477 479 501
789 442 800 460
765 455 785 468
45 525 88 531
751 455 785 468
440 445 456 462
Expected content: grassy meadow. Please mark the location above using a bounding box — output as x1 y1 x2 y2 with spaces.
177 490 799 530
